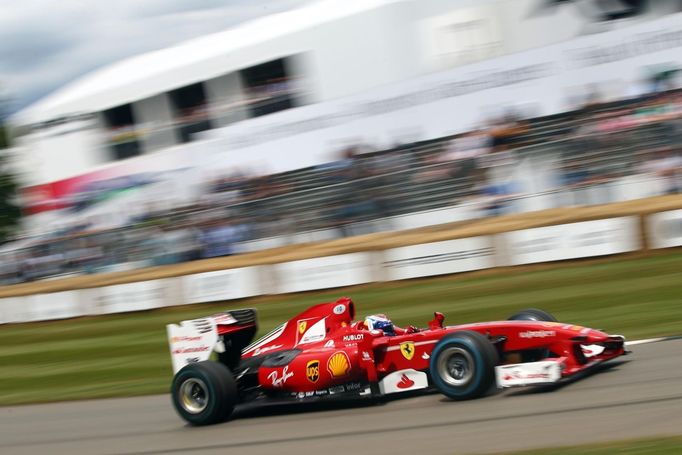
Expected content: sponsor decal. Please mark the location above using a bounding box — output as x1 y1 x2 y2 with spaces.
329 385 345 394
305 391 315 397
343 334 364 342
421 352 430 360
297 392 306 399
211 313 237 325
171 336 203 343
267 366 294 388
362 351 372 361
327 351 351 377
333 304 346 315
324 340 335 348
314 389 328 396
301 333 325 343
346 382 363 391
299 318 327 344
253 344 283 356
378 369 429 395
172 347 209 355
519 330 555 339
306 360 320 383
298 321 308 335
396 374 415 389
503 370 551 381
400 342 415 360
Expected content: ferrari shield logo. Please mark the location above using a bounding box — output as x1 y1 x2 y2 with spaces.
298 321 307 334
400 342 415 360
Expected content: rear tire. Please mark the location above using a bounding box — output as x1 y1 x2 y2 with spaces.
507 308 557 322
171 361 238 426
429 331 498 400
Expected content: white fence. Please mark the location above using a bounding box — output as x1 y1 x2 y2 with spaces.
1 212 679 324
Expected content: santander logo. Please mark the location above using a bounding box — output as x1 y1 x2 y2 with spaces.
396 374 415 389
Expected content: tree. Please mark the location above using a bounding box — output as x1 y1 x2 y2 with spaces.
0 121 21 243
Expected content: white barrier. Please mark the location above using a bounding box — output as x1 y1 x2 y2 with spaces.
0 213 664 324
0 296 31 324
648 209 682 249
274 253 373 293
505 217 639 265
183 267 262 304
32 291 82 321
87 280 171 315
383 236 494 281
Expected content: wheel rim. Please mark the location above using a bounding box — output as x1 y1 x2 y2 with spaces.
437 347 474 387
179 378 209 414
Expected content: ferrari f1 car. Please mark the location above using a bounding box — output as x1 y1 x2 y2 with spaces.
167 297 626 425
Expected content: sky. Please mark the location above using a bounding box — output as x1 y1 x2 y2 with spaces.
0 0 315 116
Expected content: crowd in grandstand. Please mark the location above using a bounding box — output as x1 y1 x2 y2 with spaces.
1 88 681 285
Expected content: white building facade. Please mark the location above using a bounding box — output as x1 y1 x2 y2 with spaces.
8 0 682 233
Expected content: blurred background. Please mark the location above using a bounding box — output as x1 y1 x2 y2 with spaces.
0 0 681 284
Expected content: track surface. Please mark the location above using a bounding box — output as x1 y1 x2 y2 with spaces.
2 340 681 455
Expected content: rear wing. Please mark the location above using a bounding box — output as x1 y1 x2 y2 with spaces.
167 309 257 374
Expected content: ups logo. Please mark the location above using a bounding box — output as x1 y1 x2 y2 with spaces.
306 360 320 383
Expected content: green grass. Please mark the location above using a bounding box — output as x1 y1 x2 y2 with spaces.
488 436 682 454
1 251 682 405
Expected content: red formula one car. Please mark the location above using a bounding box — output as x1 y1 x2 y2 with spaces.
167 297 626 425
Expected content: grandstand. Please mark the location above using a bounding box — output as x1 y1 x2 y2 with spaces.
2 87 680 285
2 0 682 284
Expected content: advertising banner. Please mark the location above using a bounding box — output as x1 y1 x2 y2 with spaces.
89 280 169 315
275 253 373 293
205 13 682 175
183 267 262 304
383 236 495 281
31 291 82 321
648 209 682 249
505 217 639 265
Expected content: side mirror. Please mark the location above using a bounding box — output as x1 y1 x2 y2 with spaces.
428 312 445 329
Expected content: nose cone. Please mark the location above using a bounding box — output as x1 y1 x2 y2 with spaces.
584 328 609 343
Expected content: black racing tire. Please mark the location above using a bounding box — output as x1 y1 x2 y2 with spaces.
508 308 557 362
429 331 499 400
171 361 238 426
507 308 557 322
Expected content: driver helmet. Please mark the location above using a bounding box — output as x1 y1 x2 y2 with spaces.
364 314 395 336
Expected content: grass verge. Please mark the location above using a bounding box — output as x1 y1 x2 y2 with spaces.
486 436 682 454
1 250 682 405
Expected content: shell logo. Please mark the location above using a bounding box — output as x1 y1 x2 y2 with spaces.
327 352 351 378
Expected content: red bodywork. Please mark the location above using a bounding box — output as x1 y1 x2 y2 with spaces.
217 297 626 394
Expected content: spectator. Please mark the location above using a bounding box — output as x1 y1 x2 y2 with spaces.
639 148 682 195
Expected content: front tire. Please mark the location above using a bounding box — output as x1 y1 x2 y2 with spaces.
429 331 498 400
507 308 557 322
171 361 238 426
508 308 557 362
